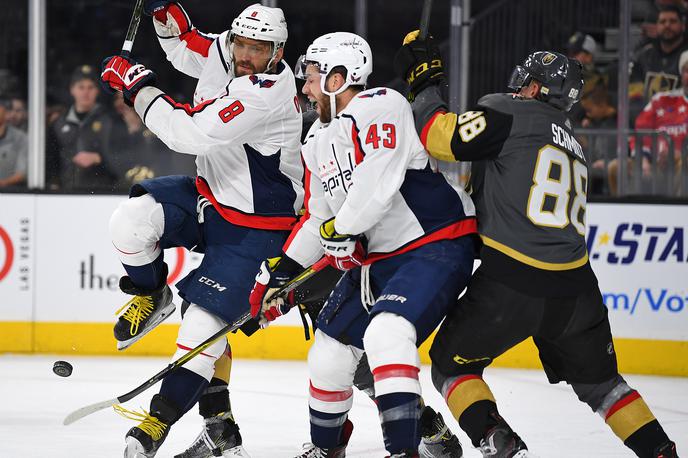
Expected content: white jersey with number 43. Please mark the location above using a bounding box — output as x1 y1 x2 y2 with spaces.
283 87 477 267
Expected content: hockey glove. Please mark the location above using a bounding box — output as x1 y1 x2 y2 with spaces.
149 2 193 37
393 30 444 101
101 55 157 106
143 0 172 16
319 217 366 271
249 255 301 325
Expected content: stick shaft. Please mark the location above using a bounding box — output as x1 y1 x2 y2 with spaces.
64 259 330 425
419 0 433 39
122 0 145 54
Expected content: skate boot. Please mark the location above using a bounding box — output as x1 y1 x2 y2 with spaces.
295 419 353 458
174 411 249 458
117 395 180 458
654 441 678 458
114 271 175 351
418 406 463 458
478 423 535 458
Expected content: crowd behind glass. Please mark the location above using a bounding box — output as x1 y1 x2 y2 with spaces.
1 0 687 198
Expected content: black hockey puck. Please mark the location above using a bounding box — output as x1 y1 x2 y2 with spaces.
53 360 73 377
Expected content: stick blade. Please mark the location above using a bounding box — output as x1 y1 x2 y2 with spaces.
63 398 119 425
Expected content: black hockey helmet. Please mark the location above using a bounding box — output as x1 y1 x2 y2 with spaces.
508 51 584 111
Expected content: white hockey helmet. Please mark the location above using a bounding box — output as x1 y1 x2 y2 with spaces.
296 32 372 92
229 4 288 70
296 32 372 119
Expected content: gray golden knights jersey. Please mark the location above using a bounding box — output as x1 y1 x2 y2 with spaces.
470 93 588 270
413 87 589 271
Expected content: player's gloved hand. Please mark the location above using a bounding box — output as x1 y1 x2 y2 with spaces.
101 55 157 106
149 2 192 36
143 0 172 16
249 255 301 325
319 217 365 271
393 30 444 100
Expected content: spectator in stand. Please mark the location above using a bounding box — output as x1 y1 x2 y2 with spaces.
577 84 617 195
7 96 27 131
110 92 195 190
610 48 688 195
634 0 688 52
567 32 608 125
47 64 118 191
0 95 28 189
629 5 688 122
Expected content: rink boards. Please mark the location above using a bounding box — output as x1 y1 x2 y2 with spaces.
0 194 686 375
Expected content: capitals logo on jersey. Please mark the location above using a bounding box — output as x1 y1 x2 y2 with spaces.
249 75 276 88
320 151 356 196
358 89 387 98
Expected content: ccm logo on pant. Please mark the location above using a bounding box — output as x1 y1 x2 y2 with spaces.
198 276 227 292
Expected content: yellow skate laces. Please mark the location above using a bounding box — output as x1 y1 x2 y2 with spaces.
115 296 155 336
113 405 168 441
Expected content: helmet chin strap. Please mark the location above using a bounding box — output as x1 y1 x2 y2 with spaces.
265 44 282 74
321 72 350 121
227 37 235 76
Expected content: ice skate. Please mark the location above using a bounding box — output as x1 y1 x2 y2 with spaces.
654 441 678 458
174 411 249 458
114 274 175 351
294 419 353 458
478 424 535 458
118 408 171 458
418 406 463 458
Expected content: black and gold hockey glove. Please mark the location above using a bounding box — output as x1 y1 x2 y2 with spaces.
393 30 444 101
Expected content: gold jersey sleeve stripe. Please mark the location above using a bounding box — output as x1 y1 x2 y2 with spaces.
481 235 589 271
421 111 459 163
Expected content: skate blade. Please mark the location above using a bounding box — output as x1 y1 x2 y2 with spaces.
124 436 148 458
117 303 176 351
223 445 251 457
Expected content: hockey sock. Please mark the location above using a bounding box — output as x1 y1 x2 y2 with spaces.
123 253 166 291
199 378 231 418
159 367 209 418
376 392 421 454
197 344 233 418
602 390 670 458
309 408 349 449
443 375 499 447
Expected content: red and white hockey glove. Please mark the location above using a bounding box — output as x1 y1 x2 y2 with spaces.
149 2 193 37
101 55 157 106
249 255 300 326
319 217 366 271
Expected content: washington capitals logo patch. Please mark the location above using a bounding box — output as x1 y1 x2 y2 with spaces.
249 75 276 88
358 89 387 98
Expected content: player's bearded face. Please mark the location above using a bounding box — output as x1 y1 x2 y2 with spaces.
232 36 273 77
302 66 332 123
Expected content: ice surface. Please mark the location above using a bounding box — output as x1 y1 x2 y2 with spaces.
1 355 685 457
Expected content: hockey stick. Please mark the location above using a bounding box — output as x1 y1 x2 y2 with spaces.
419 0 433 40
63 257 331 426
121 0 145 56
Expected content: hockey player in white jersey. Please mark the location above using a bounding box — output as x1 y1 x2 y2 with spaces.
100 2 302 457
249 33 478 457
